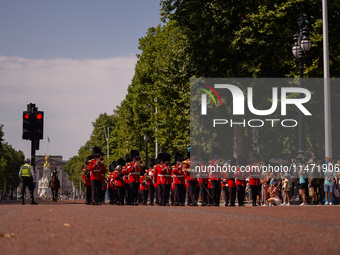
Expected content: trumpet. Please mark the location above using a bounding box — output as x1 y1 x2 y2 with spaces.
100 156 105 163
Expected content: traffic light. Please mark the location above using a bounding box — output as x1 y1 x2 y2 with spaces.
22 111 32 140
34 111 44 140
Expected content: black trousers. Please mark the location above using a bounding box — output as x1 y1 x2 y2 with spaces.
175 184 185 204
91 180 102 204
250 185 259 206
85 185 92 203
187 188 192 204
109 188 116 203
124 183 130 204
200 183 208 204
211 180 220 205
222 186 229 205
162 184 171 205
229 187 236 206
130 183 139 204
142 189 149 204
116 186 125 204
158 184 163 204
207 188 213 205
148 185 155 204
237 185 246 205
188 180 198 203
171 188 176 203
20 177 34 200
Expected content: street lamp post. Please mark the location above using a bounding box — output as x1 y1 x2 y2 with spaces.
144 134 149 170
292 14 312 165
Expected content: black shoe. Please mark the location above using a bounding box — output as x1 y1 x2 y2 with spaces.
224 204 228 207
85 202 90 205
229 204 236 207
166 203 170 206
201 203 206 206
21 200 25 205
213 203 219 207
30 201 38 205
207 203 211 206
174 202 179 206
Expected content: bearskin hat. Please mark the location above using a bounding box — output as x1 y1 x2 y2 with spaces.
149 158 156 168
236 155 247 167
157 153 165 163
85 155 93 165
109 161 117 172
91 146 103 157
211 147 221 159
229 156 237 167
200 151 210 162
124 154 131 164
117 158 125 166
174 152 183 163
129 149 140 160
163 153 171 163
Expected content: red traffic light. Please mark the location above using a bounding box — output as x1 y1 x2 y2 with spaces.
36 113 42 120
24 114 30 119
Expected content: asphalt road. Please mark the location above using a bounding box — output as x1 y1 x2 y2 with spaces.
0 200 339 255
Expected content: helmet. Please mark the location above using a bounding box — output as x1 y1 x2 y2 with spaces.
25 158 30 163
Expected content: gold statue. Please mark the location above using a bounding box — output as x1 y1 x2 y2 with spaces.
43 154 51 169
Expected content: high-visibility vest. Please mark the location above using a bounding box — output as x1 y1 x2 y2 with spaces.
22 164 32 177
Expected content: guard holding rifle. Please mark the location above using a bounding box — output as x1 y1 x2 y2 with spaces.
88 147 107 205
19 158 38 205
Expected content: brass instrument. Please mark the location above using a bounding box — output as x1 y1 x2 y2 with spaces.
100 156 105 163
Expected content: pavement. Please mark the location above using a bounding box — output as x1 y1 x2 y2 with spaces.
0 200 339 255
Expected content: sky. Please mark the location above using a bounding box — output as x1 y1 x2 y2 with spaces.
0 0 163 160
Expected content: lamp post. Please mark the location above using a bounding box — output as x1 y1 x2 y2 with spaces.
292 13 311 165
144 134 149 170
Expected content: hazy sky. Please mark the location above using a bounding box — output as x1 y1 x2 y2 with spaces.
0 0 162 160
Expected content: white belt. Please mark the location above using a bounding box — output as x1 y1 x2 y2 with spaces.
129 172 140 175
92 170 101 172
162 175 171 177
174 175 184 177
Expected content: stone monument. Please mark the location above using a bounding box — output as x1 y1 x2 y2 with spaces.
37 154 52 199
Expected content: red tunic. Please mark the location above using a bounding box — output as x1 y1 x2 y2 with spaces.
172 166 185 185
161 166 172 185
82 172 91 186
107 173 115 189
154 164 165 185
139 176 148 190
113 172 125 187
88 159 107 181
127 162 141 183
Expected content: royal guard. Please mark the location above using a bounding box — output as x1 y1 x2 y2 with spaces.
126 150 142 205
121 155 130 205
154 153 165 205
160 153 172 206
248 152 262 206
172 153 185 206
107 161 117 205
146 159 156 205
198 151 209 206
207 179 213 206
235 155 247 206
227 157 237 206
186 145 199 206
88 147 107 205
222 173 229 206
139 174 148 205
209 147 223 206
82 157 92 205
114 161 125 205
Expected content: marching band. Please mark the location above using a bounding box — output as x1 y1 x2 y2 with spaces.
81 146 293 207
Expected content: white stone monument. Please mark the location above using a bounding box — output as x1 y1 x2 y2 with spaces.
37 154 52 199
